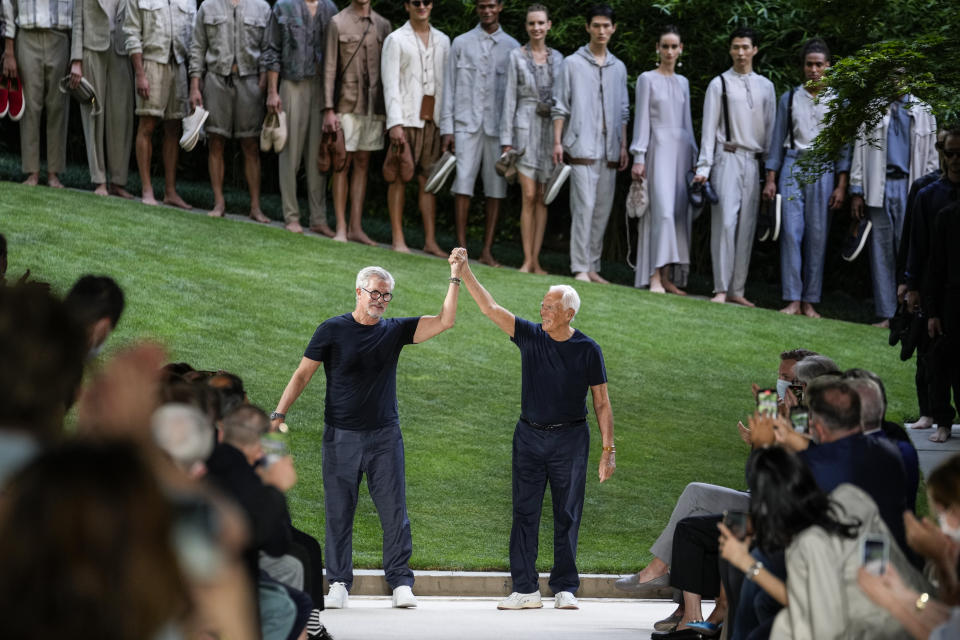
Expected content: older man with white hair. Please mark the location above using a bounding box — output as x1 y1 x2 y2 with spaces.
271 250 465 610
152 403 214 477
458 257 616 611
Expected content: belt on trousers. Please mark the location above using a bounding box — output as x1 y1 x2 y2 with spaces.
722 142 764 160
886 167 909 179
520 416 587 431
564 153 619 169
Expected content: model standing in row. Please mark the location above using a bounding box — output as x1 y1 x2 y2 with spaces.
500 4 562 275
630 25 697 295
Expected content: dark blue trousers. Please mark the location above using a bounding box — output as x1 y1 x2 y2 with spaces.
510 420 590 594
321 424 414 590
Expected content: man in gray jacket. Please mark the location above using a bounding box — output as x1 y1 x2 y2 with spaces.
123 0 196 207
188 0 270 221
551 4 629 284
440 0 518 267
69 0 134 197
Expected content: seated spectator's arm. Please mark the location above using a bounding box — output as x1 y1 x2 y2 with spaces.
858 564 951 640
718 522 787 606
905 512 960 603
272 357 321 429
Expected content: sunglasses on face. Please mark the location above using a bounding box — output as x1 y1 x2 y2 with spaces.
409 0 432 6
362 287 394 302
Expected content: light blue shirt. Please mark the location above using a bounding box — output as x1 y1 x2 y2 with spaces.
886 97 911 174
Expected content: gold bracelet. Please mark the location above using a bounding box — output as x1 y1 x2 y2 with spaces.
602 445 615 452
916 592 929 611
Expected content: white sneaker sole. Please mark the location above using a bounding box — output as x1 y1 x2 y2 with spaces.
497 601 543 610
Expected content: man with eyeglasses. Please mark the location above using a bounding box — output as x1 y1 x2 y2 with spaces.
456 257 616 611
270 250 465 610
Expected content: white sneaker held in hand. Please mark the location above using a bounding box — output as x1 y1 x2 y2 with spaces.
326 581 348 609
497 591 542 610
392 585 418 608
554 591 579 609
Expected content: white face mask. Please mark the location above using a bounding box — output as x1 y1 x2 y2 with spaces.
939 513 960 543
776 379 792 401
87 342 104 361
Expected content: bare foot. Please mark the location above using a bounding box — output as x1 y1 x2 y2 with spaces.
249 209 270 223
110 184 136 199
930 426 952 443
574 272 591 282
285 221 304 233
663 281 687 296
422 243 447 258
93 184 109 196
727 295 756 308
710 292 727 304
47 174 64 188
872 319 890 329
587 271 610 284
392 243 412 254
801 302 821 318
780 301 801 315
142 192 160 206
518 264 533 274
163 193 193 210
911 416 934 430
349 230 379 247
332 231 348 243
479 253 502 268
309 224 335 238
533 266 549 275
22 173 39 186
649 277 666 294
208 202 226 218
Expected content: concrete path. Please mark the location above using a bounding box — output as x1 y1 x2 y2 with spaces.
319 596 681 640
905 422 960 478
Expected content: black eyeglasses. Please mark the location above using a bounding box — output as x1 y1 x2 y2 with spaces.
409 0 432 6
944 150 960 159
362 287 393 302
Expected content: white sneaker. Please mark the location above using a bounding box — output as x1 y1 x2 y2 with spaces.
325 581 348 609
392 585 418 608
497 591 543 610
554 591 579 609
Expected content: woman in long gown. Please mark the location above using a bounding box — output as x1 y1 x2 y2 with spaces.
500 4 563 274
630 26 698 294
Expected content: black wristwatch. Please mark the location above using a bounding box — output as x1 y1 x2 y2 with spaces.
270 411 286 421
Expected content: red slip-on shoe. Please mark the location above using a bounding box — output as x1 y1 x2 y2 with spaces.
8 77 25 121
0 78 8 118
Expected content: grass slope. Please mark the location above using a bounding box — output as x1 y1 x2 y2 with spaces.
2 183 918 573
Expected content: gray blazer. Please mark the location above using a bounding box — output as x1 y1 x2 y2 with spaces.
71 0 124 59
499 45 562 150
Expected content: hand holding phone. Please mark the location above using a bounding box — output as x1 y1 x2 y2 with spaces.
861 533 889 576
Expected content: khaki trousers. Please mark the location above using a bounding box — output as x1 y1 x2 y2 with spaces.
80 46 134 185
15 28 70 174
278 77 325 226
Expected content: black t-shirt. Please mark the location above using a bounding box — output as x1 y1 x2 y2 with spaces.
510 316 607 424
304 313 420 430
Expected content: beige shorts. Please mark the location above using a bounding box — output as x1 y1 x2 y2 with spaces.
339 113 385 152
403 121 441 175
203 73 265 138
136 59 186 120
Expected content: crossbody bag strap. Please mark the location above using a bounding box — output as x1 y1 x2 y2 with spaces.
788 86 796 150
720 73 730 143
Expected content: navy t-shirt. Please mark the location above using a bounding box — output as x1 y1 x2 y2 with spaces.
303 313 420 430
510 316 607 424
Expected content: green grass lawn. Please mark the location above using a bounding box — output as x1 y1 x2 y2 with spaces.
2 182 920 574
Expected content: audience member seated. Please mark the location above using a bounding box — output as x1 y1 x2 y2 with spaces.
153 402 215 478
845 369 921 510
0 283 87 487
0 440 192 638
860 453 960 638
621 349 817 635
205 404 328 640
718 446 928 639
64 274 125 358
